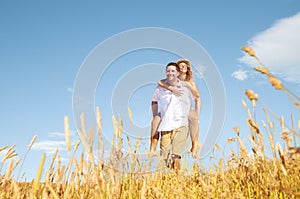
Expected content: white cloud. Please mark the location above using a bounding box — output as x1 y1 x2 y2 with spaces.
49 131 76 138
67 87 73 93
32 130 80 155
49 132 65 138
238 12 300 83
231 69 248 81
24 131 81 169
32 141 66 155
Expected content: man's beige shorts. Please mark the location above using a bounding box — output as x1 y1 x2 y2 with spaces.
160 125 189 160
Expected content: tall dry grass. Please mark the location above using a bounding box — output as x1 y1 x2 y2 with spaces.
0 47 300 198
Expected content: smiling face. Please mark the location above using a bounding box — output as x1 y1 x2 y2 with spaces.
177 59 193 81
179 62 188 73
166 65 179 83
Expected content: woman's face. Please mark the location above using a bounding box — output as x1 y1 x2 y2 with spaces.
179 62 188 73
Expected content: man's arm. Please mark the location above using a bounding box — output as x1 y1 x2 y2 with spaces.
151 101 158 117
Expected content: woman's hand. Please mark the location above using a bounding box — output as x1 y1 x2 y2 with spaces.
170 86 184 96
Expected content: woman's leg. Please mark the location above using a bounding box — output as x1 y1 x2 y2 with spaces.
188 109 199 158
150 113 161 153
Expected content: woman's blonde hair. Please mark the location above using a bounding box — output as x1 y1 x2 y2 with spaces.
176 59 193 81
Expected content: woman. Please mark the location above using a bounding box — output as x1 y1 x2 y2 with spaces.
150 59 201 159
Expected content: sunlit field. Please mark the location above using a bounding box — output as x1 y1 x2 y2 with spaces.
1 47 300 198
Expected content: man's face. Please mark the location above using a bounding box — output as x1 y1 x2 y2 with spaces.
166 65 179 82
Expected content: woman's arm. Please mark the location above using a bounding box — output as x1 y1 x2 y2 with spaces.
182 81 200 98
184 81 201 116
195 96 201 116
189 81 200 99
157 79 183 96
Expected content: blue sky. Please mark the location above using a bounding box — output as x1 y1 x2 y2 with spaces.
1 1 300 181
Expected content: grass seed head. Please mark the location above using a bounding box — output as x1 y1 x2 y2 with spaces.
226 137 235 143
233 126 240 136
281 129 292 147
96 106 102 130
254 67 271 76
247 119 260 134
64 116 71 152
73 141 80 153
28 135 37 150
128 107 133 123
245 89 258 101
33 153 46 195
241 99 247 108
269 76 283 90
0 145 9 153
241 46 256 57
261 120 266 128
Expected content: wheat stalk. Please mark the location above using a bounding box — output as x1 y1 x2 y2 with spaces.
17 135 37 180
64 116 71 153
242 46 300 108
32 153 46 196
128 107 133 123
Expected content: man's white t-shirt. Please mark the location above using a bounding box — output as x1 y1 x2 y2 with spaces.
152 82 192 131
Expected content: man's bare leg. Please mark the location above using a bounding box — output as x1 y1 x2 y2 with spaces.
189 110 199 159
172 155 181 171
150 114 161 153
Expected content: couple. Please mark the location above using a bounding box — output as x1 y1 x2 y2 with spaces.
150 59 201 170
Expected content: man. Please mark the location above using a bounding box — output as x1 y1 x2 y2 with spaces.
151 62 193 170
149 59 201 159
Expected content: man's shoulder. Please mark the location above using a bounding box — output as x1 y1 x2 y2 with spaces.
153 86 169 97
156 86 169 92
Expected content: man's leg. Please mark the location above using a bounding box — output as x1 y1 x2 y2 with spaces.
158 131 172 169
171 126 189 171
171 154 181 170
188 110 199 159
150 114 161 153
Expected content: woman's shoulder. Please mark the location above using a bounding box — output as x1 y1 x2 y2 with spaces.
186 79 196 86
181 81 191 88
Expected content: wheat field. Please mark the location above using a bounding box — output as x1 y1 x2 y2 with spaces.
0 47 300 198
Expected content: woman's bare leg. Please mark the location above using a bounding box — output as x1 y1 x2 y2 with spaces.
150 114 161 153
188 109 199 158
